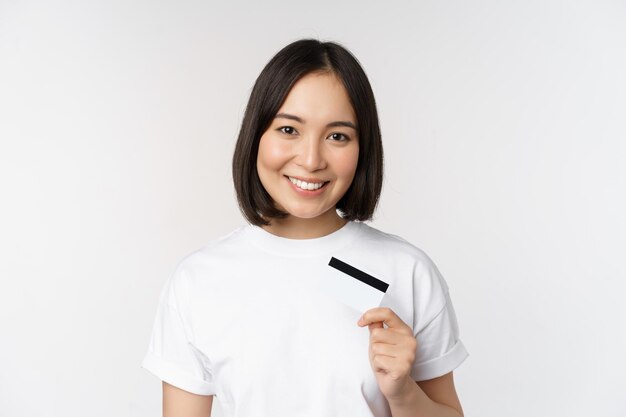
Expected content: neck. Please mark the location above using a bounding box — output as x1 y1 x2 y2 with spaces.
261 210 348 239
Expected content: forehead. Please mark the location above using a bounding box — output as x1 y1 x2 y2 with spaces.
277 72 356 123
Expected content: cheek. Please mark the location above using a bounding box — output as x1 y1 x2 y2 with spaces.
336 147 360 179
257 136 290 171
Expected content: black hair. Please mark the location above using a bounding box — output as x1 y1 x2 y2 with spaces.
232 38 383 226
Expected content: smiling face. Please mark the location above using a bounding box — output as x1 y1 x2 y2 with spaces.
256 71 360 237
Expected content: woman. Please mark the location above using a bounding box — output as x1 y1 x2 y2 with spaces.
142 38 469 417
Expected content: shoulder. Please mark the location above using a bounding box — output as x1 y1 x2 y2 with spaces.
169 224 248 285
183 224 247 262
357 222 436 266
356 222 449 294
355 223 451 330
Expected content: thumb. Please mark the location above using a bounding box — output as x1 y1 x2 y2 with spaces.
368 321 384 331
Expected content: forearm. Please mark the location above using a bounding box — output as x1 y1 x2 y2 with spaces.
388 380 463 417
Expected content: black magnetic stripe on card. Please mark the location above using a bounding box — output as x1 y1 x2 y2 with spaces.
328 257 389 293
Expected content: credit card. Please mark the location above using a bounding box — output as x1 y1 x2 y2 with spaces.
315 256 389 314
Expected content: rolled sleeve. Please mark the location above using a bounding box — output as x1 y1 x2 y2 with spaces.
410 290 469 381
141 270 216 395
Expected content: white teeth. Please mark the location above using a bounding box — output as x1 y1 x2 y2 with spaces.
288 176 325 190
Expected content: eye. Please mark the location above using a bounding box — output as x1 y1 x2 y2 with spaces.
329 132 349 142
278 126 297 135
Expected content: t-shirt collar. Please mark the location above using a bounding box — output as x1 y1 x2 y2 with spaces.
244 220 362 257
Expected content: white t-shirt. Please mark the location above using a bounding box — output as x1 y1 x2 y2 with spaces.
141 220 469 416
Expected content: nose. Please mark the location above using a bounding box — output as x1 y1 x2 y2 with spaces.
296 135 326 171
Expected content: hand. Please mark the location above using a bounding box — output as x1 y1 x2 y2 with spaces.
357 307 417 401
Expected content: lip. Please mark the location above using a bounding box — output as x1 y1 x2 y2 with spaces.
285 175 328 183
284 175 330 197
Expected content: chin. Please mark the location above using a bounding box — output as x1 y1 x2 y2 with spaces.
293 209 338 220
279 206 322 218
286 212 325 220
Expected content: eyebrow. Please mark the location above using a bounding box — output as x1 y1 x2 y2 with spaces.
274 112 357 131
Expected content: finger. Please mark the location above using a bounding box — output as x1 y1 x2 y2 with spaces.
369 327 412 345
358 307 409 331
371 354 399 375
367 322 384 331
372 354 411 380
370 341 403 358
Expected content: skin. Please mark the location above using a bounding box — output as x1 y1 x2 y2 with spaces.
357 308 419 400
358 308 464 416
256 71 360 239
163 71 464 417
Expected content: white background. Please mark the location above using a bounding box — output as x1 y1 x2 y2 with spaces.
1 1 625 416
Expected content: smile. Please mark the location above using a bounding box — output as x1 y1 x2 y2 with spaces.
284 175 330 195
287 176 328 190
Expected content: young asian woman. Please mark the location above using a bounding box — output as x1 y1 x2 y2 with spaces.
142 38 469 417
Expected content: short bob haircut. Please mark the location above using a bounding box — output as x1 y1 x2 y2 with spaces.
232 38 384 226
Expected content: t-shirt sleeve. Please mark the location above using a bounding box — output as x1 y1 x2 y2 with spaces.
409 255 469 382
141 265 216 395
